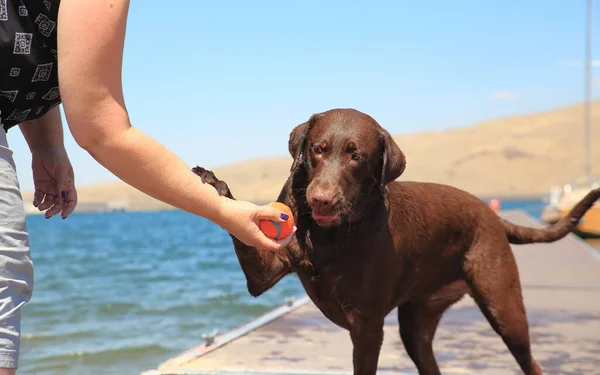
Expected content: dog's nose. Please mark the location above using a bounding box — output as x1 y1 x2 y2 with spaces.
311 190 335 211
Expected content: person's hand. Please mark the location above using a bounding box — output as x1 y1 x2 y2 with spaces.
30 147 77 219
217 198 297 252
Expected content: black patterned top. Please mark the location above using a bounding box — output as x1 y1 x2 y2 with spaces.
0 0 61 132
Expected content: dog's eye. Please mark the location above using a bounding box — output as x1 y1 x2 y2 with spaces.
311 145 324 155
351 153 362 161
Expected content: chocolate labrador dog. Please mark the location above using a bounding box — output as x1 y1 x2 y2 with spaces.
192 108 600 375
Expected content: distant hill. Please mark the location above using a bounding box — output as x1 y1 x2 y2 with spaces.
394 101 599 197
21 101 600 213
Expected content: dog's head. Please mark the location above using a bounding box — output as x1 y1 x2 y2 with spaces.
288 108 406 227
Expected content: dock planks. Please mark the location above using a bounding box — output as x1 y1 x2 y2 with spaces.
142 210 600 375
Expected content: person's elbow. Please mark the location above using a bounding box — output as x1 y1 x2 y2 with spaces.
62 92 131 152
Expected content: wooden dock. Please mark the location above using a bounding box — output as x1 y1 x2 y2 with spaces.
141 210 600 375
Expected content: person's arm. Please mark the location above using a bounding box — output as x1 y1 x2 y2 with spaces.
19 106 63 152
19 106 78 218
56 0 224 221
56 0 292 250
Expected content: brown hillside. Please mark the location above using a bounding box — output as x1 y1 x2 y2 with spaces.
21 101 600 211
394 101 600 196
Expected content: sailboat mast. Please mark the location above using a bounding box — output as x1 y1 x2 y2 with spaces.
585 0 593 181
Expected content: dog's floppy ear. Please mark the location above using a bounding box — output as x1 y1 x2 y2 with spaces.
288 121 309 172
288 114 319 172
288 122 308 159
379 128 406 187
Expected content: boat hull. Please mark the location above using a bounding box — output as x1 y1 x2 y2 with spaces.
559 203 600 238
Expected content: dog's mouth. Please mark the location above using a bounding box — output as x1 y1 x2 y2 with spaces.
310 208 342 226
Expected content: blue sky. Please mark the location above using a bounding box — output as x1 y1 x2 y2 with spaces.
7 0 599 191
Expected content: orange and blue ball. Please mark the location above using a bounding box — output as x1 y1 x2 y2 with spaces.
259 202 295 240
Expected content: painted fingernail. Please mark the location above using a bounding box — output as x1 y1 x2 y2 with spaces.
61 191 67 199
280 212 289 220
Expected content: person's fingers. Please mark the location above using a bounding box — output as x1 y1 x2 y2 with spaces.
38 194 55 211
55 165 70 205
256 205 290 223
45 202 63 219
61 188 78 219
259 240 282 252
255 224 297 252
32 189 44 207
252 231 283 252
275 225 297 247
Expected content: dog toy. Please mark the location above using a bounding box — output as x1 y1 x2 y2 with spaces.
259 202 295 240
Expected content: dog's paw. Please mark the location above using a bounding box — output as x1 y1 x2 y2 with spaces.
191 166 234 199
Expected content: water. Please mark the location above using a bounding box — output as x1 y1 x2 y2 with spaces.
20 210 304 375
17 199 598 375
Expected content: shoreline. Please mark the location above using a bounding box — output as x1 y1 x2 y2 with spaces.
22 194 547 217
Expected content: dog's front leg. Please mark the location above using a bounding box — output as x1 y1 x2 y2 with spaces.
229 236 294 297
349 317 385 375
192 166 295 297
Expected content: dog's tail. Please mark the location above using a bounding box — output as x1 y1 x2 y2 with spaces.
502 187 600 244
